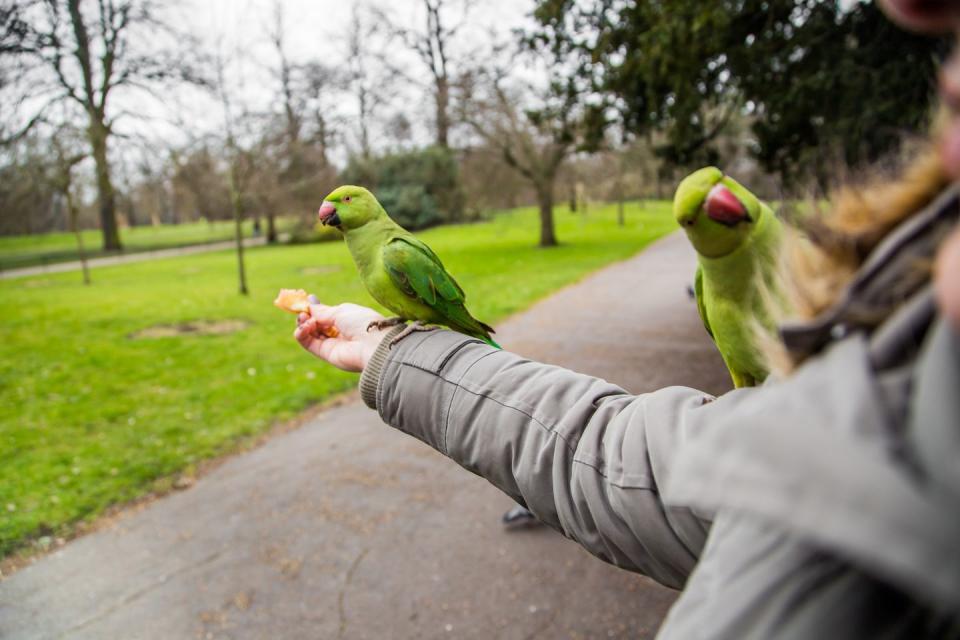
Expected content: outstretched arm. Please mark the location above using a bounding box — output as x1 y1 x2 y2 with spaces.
295 300 749 588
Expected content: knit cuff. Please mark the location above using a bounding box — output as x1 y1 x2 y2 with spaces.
359 324 408 410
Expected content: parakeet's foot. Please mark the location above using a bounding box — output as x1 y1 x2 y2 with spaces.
389 320 437 346
367 316 406 332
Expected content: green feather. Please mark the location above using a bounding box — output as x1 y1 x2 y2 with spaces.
693 265 713 340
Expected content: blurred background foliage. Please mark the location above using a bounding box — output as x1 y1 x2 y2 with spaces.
0 0 948 255
340 146 467 230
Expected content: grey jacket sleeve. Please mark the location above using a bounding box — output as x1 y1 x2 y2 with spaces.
362 329 750 589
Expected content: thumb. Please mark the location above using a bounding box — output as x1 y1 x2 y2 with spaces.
306 295 336 322
307 304 337 324
304 298 342 338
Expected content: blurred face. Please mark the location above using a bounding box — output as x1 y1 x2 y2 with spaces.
879 0 960 178
879 0 960 328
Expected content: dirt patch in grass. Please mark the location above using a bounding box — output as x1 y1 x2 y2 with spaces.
130 319 251 339
300 265 341 276
21 278 56 288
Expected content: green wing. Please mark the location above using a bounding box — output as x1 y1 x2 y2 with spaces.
382 236 498 346
383 236 465 307
694 265 714 340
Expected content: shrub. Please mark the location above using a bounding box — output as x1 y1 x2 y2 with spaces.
285 218 343 244
340 146 466 230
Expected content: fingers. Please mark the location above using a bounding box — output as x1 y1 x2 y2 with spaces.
294 317 328 347
293 319 317 348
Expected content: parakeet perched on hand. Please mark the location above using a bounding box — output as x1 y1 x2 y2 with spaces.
674 167 784 388
318 185 500 348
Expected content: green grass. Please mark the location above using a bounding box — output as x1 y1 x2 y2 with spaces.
0 217 301 271
0 201 676 558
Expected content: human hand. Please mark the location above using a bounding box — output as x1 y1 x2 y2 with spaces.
293 296 393 372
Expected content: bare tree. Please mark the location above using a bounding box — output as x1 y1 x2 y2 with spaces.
263 0 340 240
212 49 249 296
0 1 35 57
464 70 592 247
302 60 347 169
3 0 200 250
270 1 299 150
49 125 90 283
168 144 231 224
302 60 340 165
388 0 473 149
259 0 295 243
345 4 395 159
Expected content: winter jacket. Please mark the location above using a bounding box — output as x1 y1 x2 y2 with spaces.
358 186 960 638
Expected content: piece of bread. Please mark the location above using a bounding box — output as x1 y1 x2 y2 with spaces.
274 289 339 338
274 288 311 314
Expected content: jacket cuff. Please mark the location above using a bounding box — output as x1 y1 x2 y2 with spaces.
359 324 409 409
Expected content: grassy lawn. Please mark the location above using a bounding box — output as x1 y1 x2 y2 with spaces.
0 201 676 559
0 217 301 272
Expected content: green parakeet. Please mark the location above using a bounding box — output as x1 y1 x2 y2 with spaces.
318 185 500 348
673 167 784 388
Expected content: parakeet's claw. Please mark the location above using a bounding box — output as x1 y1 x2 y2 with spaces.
367 316 406 332
388 320 437 346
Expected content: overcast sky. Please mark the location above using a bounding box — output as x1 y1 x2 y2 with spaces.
130 0 536 164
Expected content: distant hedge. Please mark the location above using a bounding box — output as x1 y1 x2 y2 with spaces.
340 146 466 230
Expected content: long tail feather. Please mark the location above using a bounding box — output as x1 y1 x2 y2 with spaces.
482 335 501 349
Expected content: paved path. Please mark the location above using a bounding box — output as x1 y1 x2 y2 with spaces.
0 231 731 640
0 237 269 281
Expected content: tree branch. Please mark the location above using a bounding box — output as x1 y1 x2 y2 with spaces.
66 0 97 112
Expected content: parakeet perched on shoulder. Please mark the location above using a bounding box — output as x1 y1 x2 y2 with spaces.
318 185 500 348
674 167 784 388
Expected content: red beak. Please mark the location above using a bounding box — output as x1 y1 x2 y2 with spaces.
704 184 749 226
318 201 338 225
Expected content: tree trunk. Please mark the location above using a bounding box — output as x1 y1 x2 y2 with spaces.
435 76 449 149
126 198 139 227
228 164 249 296
66 191 91 286
655 166 668 200
266 211 277 244
316 114 330 167
358 88 372 159
89 122 122 251
536 184 558 248
616 160 626 227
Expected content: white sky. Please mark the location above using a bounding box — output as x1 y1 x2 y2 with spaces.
130 0 536 166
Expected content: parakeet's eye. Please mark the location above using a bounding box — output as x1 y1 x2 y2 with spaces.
344 196 352 203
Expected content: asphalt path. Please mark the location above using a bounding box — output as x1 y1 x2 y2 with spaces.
0 236 268 281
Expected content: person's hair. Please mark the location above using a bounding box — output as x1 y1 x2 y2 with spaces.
762 121 950 374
